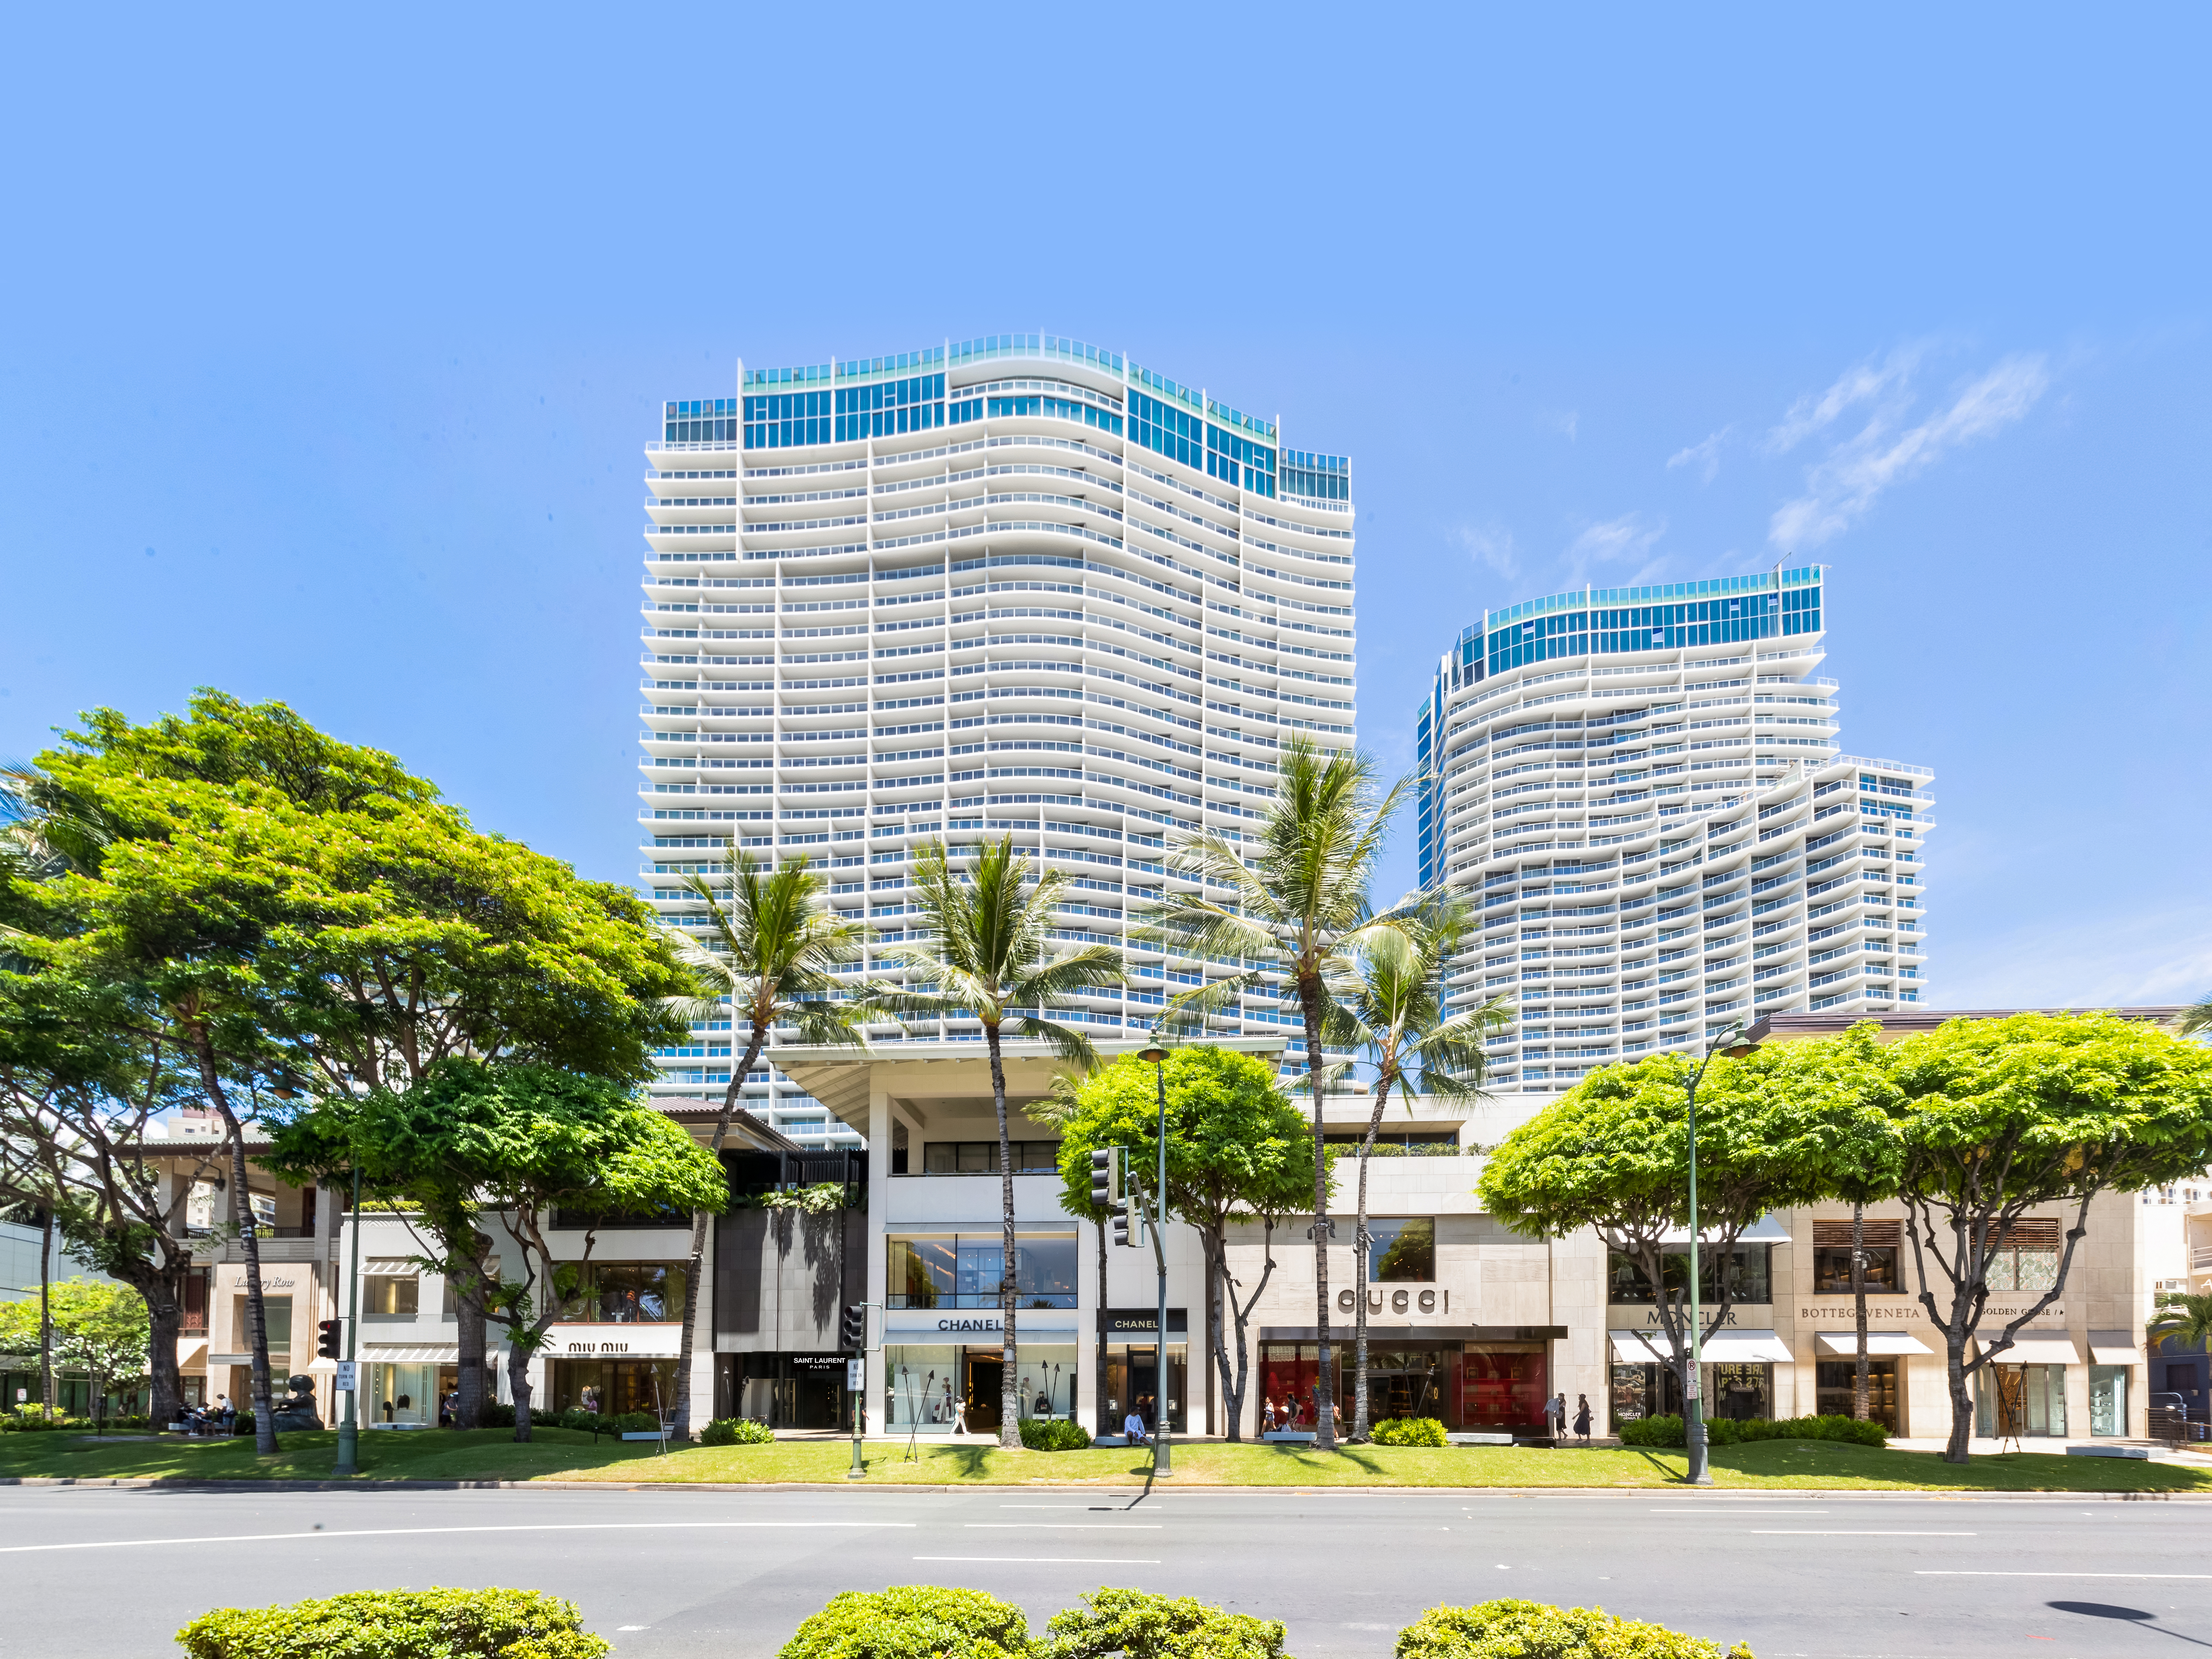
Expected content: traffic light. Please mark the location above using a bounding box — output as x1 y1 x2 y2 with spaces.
1089 1146 1121 1210
315 1318 342 1360
1111 1204 1134 1248
839 1302 866 1350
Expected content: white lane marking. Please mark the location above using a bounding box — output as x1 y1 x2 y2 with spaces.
1752 1530 1974 1536
1651 1509 1831 1514
963 1523 1160 1530
916 1556 1161 1565
1917 1571 2212 1579
0 1521 914 1555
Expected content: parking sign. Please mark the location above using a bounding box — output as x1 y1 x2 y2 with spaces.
334 1361 358 1393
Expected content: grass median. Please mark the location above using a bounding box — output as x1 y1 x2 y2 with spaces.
4 1428 2210 1492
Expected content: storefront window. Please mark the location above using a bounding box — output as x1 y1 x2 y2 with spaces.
884 1347 962 1430
1608 1363 1685 1426
366 1276 420 1317
1607 1246 1771 1305
1367 1218 1435 1282
1811 1246 1900 1294
1256 1342 1514 1433
1456 1346 1546 1431
549 1358 680 1419
2089 1364 2128 1437
1815 1357 1899 1431
553 1262 687 1323
1709 1362 1773 1421
1984 1220 2061 1292
1976 1364 2068 1437
1106 1345 1186 1434
885 1234 1077 1308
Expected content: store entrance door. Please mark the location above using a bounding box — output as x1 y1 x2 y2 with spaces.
1128 1348 1157 1431
966 1354 1003 1431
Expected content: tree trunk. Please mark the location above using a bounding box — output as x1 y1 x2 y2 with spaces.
673 1022 769 1442
451 1229 492 1430
194 1042 278 1456
1297 973 1335 1448
1851 1200 1870 1421
109 1254 186 1427
1943 1329 1972 1463
1350 1074 1394 1441
986 1023 1020 1447
507 1338 535 1441
37 1208 53 1421
1203 1225 1238 1443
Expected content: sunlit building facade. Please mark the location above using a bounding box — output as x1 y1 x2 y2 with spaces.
640 334 1356 1141
1413 569 1932 1091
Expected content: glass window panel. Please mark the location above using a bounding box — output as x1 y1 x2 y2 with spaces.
1368 1218 1436 1282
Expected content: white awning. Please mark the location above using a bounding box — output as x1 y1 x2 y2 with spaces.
1608 1328 1795 1364
175 1339 208 1371
359 1344 459 1363
1816 1331 1933 1357
1976 1334 2081 1366
1609 1330 1676 1364
363 1259 420 1276
1700 1328 1796 1364
1653 1214 1793 1246
2089 1331 2139 1365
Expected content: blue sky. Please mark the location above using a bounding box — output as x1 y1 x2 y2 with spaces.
3 6 2206 1010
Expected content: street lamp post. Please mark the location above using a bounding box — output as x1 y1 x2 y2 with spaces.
1137 1028 1173 1476
1683 1020 1758 1487
333 1164 363 1478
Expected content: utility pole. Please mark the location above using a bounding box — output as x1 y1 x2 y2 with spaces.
1683 1020 1758 1486
1138 1030 1173 1475
333 1166 362 1477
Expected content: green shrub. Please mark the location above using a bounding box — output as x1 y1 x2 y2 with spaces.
779 1586 1032 1659
1617 1413 1886 1449
1046 1589 1287 1659
556 1408 602 1435
1397 1599 1750 1659
1368 1416 1448 1448
1018 1416 1093 1451
175 1586 609 1658
701 1416 774 1446
612 1410 660 1434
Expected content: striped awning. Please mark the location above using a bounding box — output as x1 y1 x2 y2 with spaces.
359 1345 458 1363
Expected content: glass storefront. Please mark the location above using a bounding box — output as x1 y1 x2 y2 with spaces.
725 1354 848 1429
886 1234 1078 1310
1105 1344 1186 1434
2089 1364 2129 1437
1710 1362 1774 1421
1976 1364 2068 1438
553 1262 687 1325
368 1361 439 1426
1815 1357 1899 1431
1256 1342 1543 1434
883 1342 1079 1432
547 1358 679 1419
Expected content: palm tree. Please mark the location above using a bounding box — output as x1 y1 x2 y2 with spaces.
861 837 1123 1447
1135 736 1404 1449
2148 1291 2212 1356
2174 999 2212 1041
1329 898 1509 1440
661 849 869 1440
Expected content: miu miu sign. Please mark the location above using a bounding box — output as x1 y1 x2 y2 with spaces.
1336 1288 1450 1315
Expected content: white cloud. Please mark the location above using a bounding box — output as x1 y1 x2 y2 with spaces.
1768 354 2049 553
1563 512 1665 581
1454 522 1521 581
1666 427 1730 484
1542 410 1579 442
1765 346 1924 455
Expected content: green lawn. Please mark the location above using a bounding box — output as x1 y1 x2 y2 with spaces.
4 1428 2209 1492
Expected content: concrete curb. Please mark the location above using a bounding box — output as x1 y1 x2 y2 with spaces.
3 1475 2209 1500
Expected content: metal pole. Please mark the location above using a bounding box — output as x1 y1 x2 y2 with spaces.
1684 1057 1709 1486
1153 1050 1171 1475
334 1165 362 1477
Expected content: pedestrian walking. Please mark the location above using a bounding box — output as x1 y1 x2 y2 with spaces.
1573 1394 1592 1443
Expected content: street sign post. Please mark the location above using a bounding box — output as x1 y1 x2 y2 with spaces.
334 1360 357 1394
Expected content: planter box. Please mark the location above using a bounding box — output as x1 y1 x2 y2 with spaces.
1447 1432 1514 1446
620 1431 665 1441
2066 1444 2149 1460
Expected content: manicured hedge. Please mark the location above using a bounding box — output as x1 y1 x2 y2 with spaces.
1368 1416 1448 1447
1616 1413 1886 1448
701 1416 775 1446
1018 1416 1093 1451
1397 1599 1752 1659
175 1587 609 1658
1047 1589 1287 1659
779 1586 1033 1659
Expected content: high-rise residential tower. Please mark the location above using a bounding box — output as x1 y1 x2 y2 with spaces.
1413 568 1931 1093
640 333 1354 1141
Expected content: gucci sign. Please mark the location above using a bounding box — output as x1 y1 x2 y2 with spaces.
1337 1287 1450 1315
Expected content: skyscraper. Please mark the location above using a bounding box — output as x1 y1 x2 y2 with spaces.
1413 568 1931 1092
640 334 1355 1140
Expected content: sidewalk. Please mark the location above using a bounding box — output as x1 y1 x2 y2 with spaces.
1887 1433 2212 1465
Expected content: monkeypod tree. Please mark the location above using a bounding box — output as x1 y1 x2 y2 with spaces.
1478 1035 1900 1440
1887 1011 2212 1462
1054 1047 1320 1441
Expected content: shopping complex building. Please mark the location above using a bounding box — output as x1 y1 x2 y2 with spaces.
1412 568 1933 1089
638 333 1354 1144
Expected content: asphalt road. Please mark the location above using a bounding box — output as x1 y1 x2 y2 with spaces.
3 1483 2208 1658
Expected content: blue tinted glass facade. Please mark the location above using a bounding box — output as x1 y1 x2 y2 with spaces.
1205 424 1275 497
1281 450 1349 500
742 390 833 450
987 392 1123 436
667 399 739 444
833 373 946 441
1130 391 1203 467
